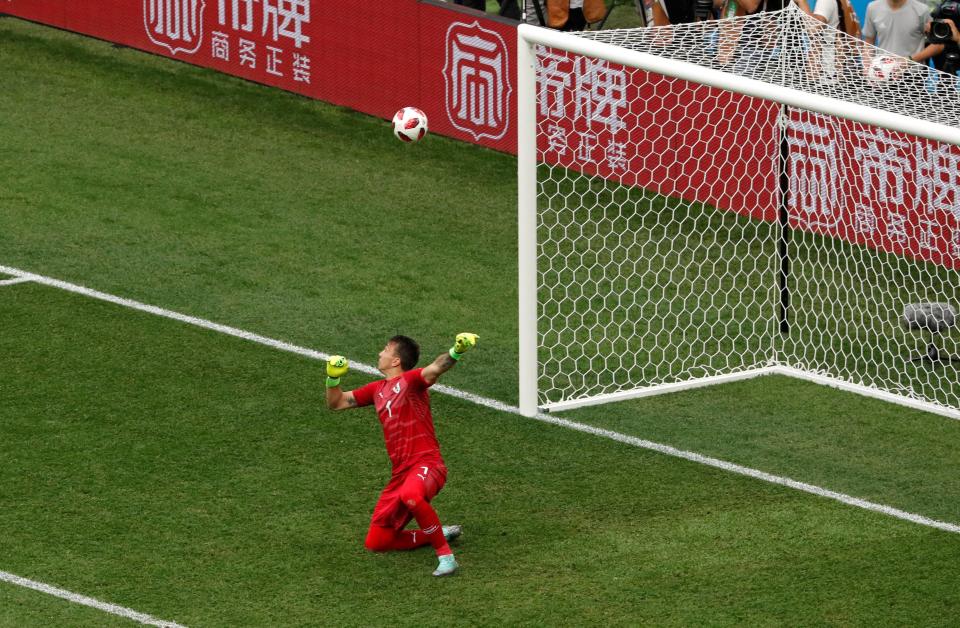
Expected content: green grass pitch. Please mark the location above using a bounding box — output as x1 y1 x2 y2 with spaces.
2 16 960 626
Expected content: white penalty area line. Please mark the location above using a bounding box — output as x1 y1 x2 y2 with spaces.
0 276 33 286
4 263 960 541
0 570 186 628
0 265 381 377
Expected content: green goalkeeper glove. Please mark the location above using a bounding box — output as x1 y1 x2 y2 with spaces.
449 333 479 361
326 355 348 388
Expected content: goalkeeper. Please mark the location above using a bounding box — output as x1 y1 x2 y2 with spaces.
325 332 479 577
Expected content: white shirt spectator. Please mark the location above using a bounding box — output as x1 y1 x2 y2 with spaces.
523 0 585 23
813 0 842 80
813 0 840 27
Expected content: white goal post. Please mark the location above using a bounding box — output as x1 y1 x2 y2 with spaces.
517 7 960 419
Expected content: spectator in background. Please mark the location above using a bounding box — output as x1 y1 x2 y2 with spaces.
454 0 487 10
564 0 589 29
717 0 789 68
862 0 942 64
547 0 606 30
808 0 861 81
812 0 839 25
521 0 543 23
721 0 787 18
812 0 855 33
651 0 716 25
454 0 523 18
499 0 523 17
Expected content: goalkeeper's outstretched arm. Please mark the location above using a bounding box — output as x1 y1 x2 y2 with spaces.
422 333 479 385
325 355 358 411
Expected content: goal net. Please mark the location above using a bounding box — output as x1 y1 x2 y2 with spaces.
517 5 960 419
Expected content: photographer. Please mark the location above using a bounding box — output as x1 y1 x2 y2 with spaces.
927 2 960 75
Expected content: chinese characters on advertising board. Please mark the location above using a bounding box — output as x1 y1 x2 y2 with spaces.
535 49 959 269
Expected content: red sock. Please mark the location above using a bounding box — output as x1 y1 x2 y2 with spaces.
407 499 452 557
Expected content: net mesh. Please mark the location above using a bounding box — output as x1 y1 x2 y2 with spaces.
579 6 960 127
532 7 960 413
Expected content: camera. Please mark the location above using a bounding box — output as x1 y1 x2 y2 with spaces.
928 1 960 44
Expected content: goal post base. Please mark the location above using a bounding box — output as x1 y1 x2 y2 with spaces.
542 367 778 413
770 366 960 422
542 365 960 422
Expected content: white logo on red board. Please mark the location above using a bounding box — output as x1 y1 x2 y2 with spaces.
144 0 206 56
444 21 512 142
787 115 842 230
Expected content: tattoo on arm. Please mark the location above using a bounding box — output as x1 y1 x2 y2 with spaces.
423 352 457 385
346 396 358 407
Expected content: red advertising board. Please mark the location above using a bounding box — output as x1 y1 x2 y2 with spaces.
420 5 515 152
534 49 960 270
1 0 517 152
786 114 960 270
534 53 778 224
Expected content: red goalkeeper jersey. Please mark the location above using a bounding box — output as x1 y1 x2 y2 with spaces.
352 368 444 472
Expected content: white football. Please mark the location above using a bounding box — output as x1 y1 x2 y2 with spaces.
867 55 901 83
392 106 428 143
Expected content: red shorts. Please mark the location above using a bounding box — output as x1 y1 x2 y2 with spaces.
370 460 447 531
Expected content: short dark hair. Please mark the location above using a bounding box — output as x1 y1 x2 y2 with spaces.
388 335 420 371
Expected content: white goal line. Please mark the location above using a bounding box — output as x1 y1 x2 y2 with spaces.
2 264 959 546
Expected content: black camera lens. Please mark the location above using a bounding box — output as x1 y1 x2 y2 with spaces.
930 19 954 43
